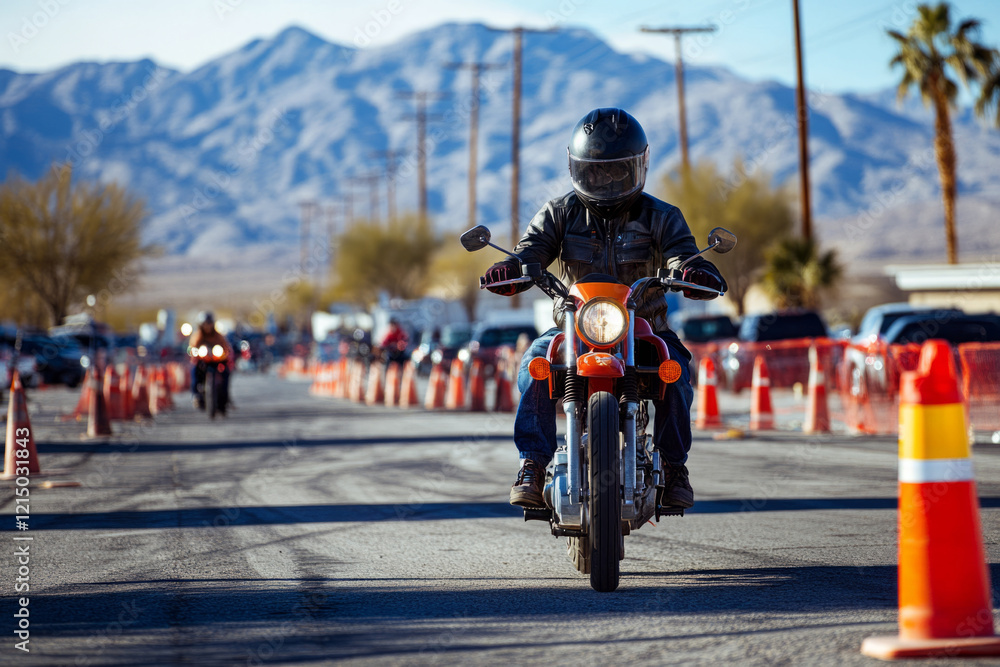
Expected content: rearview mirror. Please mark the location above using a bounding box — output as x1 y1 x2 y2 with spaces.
708 227 737 254
460 225 491 252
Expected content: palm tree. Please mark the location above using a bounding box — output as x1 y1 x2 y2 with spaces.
761 238 842 310
887 3 997 264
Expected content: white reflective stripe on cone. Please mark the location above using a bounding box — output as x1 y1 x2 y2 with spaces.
898 458 974 484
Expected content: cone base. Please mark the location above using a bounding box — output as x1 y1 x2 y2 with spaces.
861 634 1000 659
1 468 74 481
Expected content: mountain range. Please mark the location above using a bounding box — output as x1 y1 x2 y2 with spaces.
2 22 999 271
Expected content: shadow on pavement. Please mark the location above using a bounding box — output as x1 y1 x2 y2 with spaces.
37 433 510 454
27 564 923 663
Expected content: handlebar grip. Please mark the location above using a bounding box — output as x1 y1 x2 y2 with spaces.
479 276 533 290
662 278 725 297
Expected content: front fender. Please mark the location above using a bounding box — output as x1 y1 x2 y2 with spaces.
577 352 625 378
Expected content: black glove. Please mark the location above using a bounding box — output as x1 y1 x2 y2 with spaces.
483 260 528 296
681 267 724 300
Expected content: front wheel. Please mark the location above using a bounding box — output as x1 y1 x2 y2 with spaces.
587 391 621 592
206 369 218 419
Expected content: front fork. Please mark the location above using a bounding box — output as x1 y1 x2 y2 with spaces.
563 310 581 504
559 309 638 523
622 309 637 521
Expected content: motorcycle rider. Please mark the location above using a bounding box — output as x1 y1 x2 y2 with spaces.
482 108 726 511
187 311 233 410
379 318 410 364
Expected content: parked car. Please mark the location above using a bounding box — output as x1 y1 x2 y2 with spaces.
721 310 829 391
458 322 538 375
20 334 87 387
674 313 739 387
411 324 472 375
845 304 964 393
0 345 40 389
677 313 739 344
855 313 1000 395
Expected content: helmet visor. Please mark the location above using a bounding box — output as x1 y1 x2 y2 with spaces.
568 147 649 202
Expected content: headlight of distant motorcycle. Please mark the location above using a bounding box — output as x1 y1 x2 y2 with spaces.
577 298 628 347
212 345 224 358
198 345 209 358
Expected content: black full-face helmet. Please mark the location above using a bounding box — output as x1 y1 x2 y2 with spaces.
568 108 649 220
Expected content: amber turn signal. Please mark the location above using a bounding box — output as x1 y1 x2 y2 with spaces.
528 357 551 381
659 360 683 384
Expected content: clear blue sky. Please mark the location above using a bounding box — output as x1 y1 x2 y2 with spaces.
2 0 999 95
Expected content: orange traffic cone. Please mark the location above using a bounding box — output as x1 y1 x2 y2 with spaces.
494 349 515 413
87 366 112 437
445 359 467 410
468 359 487 412
695 356 722 429
132 366 152 419
333 358 349 399
424 361 447 410
104 365 125 421
365 362 385 406
749 356 773 431
804 344 830 434
147 366 160 416
398 361 421 408
348 361 364 403
67 368 93 421
2 372 40 478
309 363 327 396
861 340 1000 659
384 362 401 406
162 367 175 410
119 366 135 421
155 367 173 412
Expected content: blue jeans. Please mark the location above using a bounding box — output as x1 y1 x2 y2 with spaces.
514 328 694 468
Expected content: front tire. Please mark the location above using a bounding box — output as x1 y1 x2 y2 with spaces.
587 391 621 592
206 369 217 419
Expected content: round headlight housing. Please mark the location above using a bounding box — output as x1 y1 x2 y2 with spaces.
577 298 628 347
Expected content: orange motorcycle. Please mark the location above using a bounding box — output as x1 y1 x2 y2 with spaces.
461 224 736 591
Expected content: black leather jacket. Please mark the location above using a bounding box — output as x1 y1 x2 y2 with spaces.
513 191 726 356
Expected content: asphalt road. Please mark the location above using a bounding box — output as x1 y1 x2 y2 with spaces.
3 371 1000 666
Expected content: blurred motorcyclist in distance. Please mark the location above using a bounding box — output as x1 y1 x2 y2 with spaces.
187 311 233 409
379 318 410 364
482 107 727 511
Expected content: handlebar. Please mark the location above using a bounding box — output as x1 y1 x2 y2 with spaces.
661 277 725 297
482 268 724 305
478 276 533 289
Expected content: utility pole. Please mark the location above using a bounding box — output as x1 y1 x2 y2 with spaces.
639 25 717 172
298 200 317 273
371 149 407 222
350 173 382 224
791 0 813 241
397 90 448 227
446 60 506 230
321 202 339 295
344 190 354 228
487 25 558 308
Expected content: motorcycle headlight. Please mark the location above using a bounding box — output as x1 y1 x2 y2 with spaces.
198 345 208 358
212 345 224 358
577 298 628 347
